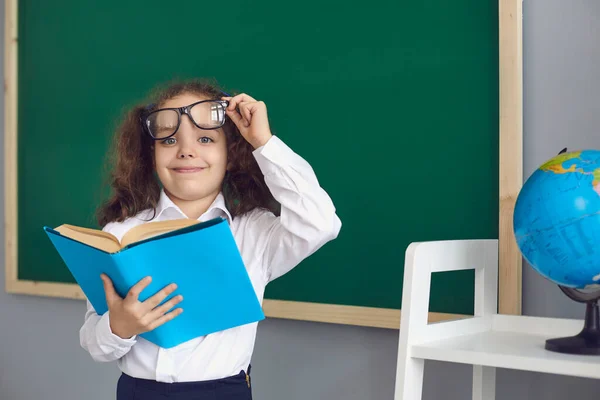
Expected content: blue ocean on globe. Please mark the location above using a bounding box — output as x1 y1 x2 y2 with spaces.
514 149 600 289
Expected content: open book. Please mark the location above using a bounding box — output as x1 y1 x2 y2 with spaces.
53 218 201 253
44 217 265 348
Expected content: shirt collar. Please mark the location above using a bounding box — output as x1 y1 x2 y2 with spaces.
154 189 232 224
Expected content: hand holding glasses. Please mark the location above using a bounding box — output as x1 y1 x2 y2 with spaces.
141 92 273 149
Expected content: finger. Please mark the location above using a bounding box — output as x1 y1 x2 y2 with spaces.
226 108 249 129
149 294 184 318
228 93 256 109
226 93 257 111
142 283 178 311
125 276 152 302
146 308 184 331
238 102 253 125
221 96 242 117
100 274 121 304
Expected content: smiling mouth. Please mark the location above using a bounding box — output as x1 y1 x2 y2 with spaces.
172 167 206 173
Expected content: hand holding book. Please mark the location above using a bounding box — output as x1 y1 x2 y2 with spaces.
44 217 266 348
101 274 184 339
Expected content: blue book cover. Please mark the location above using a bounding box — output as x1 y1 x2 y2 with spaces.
43 217 265 348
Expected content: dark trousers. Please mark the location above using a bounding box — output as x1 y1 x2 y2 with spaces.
116 368 252 400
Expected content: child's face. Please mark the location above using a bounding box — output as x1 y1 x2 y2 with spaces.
153 92 228 205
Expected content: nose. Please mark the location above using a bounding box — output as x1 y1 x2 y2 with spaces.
176 116 198 159
178 151 194 159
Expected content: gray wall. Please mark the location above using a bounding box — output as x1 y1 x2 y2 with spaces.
2 1 600 399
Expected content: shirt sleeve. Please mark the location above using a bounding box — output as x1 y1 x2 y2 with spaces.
249 135 342 282
79 300 137 362
78 221 137 362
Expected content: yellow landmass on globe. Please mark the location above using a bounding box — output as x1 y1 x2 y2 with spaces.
540 151 600 187
594 169 600 184
540 151 582 174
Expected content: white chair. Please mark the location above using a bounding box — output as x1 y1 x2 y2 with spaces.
394 239 499 400
393 239 598 400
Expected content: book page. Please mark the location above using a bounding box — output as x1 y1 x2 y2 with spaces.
120 218 200 248
54 225 121 253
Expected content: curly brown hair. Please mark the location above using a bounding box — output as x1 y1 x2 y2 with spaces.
96 78 279 227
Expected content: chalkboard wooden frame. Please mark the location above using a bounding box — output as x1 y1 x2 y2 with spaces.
3 0 523 327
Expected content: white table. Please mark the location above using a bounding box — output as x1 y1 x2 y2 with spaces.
393 240 600 400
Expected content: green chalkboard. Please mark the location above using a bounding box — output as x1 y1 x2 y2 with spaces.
15 0 499 322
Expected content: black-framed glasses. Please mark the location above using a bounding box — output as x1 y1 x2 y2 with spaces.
141 99 230 140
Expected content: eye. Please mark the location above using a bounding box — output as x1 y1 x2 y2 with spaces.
161 137 177 145
199 137 214 144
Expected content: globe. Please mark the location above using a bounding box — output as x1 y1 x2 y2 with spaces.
513 149 600 290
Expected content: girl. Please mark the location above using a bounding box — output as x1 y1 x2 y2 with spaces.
79 79 341 400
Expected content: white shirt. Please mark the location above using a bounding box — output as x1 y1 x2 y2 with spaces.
79 135 342 383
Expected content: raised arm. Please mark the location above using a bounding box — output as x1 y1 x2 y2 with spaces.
249 136 341 282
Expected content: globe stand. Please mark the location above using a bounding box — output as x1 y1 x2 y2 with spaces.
545 286 600 355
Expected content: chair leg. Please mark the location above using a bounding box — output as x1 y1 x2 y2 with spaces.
394 358 425 400
472 365 496 400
